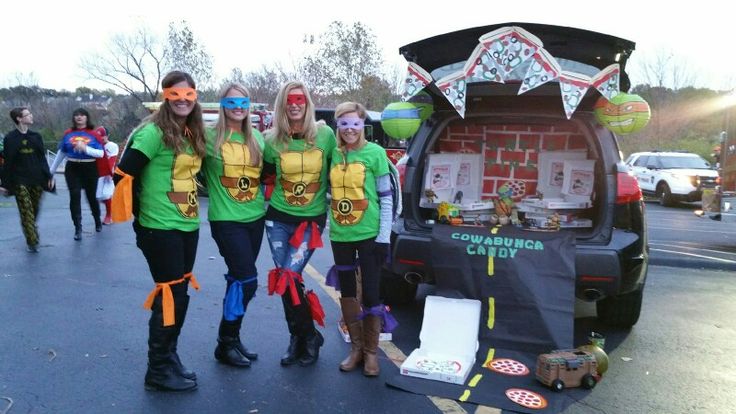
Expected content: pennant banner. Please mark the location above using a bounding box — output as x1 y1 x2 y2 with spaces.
479 26 543 79
518 48 561 95
401 62 433 102
436 70 468 118
464 43 504 84
558 71 592 119
591 63 621 101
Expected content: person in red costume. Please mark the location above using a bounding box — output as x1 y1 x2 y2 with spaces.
95 126 118 225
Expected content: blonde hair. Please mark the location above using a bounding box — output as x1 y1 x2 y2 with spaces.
266 81 318 151
214 83 261 166
334 101 368 168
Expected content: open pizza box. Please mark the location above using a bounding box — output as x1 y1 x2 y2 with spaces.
400 296 481 385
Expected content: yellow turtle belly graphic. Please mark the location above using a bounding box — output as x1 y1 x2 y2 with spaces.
167 153 202 218
330 162 368 225
219 141 260 202
280 148 323 206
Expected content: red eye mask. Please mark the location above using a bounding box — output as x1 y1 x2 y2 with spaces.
163 87 198 102
286 94 306 106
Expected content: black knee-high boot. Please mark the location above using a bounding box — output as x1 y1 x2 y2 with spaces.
282 282 322 367
280 293 305 366
144 296 197 392
215 278 258 367
170 295 196 380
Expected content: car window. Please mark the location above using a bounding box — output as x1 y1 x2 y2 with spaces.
659 156 710 169
633 155 648 167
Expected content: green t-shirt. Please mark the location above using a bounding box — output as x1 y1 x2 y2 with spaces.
263 125 336 217
131 123 202 231
329 142 390 242
203 128 266 222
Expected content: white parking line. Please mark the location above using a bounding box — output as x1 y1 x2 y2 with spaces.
303 264 470 414
649 242 736 256
648 225 730 234
650 248 736 264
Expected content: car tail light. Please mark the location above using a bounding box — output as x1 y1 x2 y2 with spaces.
616 172 642 204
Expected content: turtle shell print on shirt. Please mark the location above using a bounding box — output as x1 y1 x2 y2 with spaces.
279 147 324 206
167 152 201 218
219 138 261 202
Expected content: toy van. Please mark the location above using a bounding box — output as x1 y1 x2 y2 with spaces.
535 349 599 391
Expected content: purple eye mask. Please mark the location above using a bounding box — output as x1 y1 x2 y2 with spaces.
336 118 365 130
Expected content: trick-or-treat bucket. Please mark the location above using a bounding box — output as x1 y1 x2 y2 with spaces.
588 332 605 350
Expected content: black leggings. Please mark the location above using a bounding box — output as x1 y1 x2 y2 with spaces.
64 161 100 227
134 222 199 286
331 238 382 307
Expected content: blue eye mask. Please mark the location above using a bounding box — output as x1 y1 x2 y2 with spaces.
336 117 365 130
220 97 251 110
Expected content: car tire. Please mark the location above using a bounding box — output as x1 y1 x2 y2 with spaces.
596 286 644 327
658 183 675 207
380 269 419 305
551 379 564 392
581 374 597 389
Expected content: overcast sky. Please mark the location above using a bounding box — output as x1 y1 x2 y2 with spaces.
2 0 732 92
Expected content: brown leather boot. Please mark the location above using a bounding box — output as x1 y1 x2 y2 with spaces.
362 314 382 377
339 297 363 372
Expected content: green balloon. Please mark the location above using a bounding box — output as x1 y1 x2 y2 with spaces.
381 102 421 140
593 93 651 135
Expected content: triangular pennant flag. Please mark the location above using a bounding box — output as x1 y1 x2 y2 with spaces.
518 48 561 95
435 70 467 118
400 62 433 102
464 43 504 84
591 64 620 101
558 71 592 119
479 26 543 80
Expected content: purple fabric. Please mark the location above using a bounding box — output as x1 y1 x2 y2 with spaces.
358 304 399 333
326 264 356 291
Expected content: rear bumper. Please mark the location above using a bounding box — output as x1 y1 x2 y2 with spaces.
389 223 647 299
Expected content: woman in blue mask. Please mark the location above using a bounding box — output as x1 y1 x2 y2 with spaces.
202 83 265 368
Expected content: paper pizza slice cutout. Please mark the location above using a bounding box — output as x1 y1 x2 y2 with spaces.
505 388 548 410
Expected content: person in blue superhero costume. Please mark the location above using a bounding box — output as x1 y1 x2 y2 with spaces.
49 108 105 240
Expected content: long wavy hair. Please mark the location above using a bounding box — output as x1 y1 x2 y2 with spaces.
150 71 206 157
266 81 318 151
214 83 261 166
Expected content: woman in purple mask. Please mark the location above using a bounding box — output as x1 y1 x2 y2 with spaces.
327 101 396 377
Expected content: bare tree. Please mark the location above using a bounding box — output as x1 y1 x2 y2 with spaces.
79 25 167 103
242 64 291 106
636 49 698 90
297 21 386 97
167 20 215 89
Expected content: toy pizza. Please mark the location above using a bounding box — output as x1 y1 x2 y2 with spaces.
507 180 527 200
505 388 548 410
486 358 530 376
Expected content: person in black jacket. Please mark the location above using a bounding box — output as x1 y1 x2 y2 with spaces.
3 107 54 252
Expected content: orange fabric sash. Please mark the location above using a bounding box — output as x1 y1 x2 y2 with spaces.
111 167 133 223
142 272 200 327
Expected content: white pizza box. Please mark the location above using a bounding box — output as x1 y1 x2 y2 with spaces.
337 319 392 343
457 200 494 211
521 197 591 209
400 296 481 385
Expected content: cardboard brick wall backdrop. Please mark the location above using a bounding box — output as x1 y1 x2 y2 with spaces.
437 120 588 199
387 224 579 412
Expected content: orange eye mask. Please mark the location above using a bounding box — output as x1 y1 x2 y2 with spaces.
163 87 198 102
